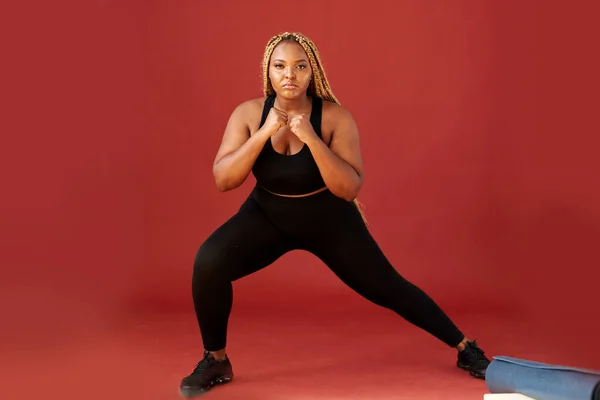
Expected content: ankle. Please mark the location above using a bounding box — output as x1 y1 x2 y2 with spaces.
456 337 469 352
209 349 227 361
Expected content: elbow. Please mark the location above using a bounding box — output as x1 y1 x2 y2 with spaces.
215 180 231 192
213 174 226 191
213 171 244 192
214 175 237 192
213 160 248 192
213 166 236 192
342 188 361 202
336 177 363 202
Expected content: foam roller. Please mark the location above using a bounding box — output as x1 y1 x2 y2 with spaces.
486 356 600 400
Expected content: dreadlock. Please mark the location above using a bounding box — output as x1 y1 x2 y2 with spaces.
261 32 368 226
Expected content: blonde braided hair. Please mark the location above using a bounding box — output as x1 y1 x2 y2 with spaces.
261 32 368 226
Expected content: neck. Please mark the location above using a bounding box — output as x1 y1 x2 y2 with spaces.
274 94 311 114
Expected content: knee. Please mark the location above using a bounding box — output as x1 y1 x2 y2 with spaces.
192 242 228 286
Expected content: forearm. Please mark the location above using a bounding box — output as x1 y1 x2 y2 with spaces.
306 138 362 201
213 128 273 191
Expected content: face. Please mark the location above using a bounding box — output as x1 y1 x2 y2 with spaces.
268 40 313 99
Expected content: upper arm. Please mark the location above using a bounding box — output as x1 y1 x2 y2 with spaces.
327 104 365 179
213 100 256 165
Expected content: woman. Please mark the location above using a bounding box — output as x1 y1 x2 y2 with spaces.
179 32 490 397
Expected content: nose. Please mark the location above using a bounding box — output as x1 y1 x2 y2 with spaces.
285 66 295 79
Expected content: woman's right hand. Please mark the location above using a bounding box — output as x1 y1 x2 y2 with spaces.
212 100 289 191
263 107 288 135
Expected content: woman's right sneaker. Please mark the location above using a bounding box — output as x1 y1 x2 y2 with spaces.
180 351 234 397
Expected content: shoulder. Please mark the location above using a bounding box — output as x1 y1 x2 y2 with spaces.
225 97 268 131
321 99 358 136
322 99 356 123
230 97 266 118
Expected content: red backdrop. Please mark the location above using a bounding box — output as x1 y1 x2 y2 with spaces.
2 0 599 382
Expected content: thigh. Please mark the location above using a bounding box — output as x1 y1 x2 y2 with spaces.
194 195 293 282
309 218 464 347
306 209 411 302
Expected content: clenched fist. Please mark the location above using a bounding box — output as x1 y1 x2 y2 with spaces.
289 114 318 144
263 107 288 135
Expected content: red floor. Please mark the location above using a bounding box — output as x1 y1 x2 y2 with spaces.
3 297 598 400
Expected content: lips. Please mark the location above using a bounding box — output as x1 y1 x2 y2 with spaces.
282 82 297 89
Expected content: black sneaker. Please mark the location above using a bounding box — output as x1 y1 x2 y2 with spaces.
456 340 490 379
180 351 234 397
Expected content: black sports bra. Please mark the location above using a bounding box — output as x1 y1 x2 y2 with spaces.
251 95 326 195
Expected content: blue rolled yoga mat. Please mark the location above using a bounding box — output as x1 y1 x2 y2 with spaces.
486 356 600 400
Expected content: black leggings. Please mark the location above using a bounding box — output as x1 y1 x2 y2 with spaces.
192 185 465 351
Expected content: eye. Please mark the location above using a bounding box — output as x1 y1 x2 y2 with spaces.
274 63 284 69
297 64 307 70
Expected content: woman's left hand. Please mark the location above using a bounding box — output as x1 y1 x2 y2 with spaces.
289 114 318 145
